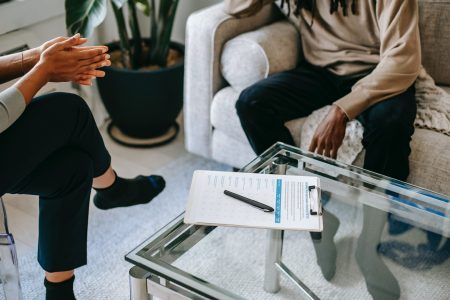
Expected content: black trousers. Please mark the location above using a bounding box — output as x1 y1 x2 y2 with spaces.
236 61 417 181
0 93 111 272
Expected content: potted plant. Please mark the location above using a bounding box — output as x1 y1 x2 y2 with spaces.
65 0 184 147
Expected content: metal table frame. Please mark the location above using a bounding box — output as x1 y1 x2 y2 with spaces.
125 142 449 300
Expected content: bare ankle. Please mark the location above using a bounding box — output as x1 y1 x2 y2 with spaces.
93 166 116 189
45 270 74 283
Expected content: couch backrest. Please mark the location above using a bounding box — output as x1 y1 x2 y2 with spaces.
419 0 450 86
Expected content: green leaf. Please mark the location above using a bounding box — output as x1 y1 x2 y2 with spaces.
65 0 108 37
134 0 150 16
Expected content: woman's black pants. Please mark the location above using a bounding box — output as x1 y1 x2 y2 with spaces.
0 92 111 272
236 61 417 181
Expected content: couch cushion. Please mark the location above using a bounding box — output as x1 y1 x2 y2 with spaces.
419 0 450 86
408 128 450 195
211 87 248 142
211 86 305 145
212 129 257 167
220 20 300 91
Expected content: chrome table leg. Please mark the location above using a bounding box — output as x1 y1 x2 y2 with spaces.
129 266 152 300
264 229 284 293
264 160 287 293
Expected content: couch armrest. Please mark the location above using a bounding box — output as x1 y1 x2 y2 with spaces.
184 2 281 158
221 20 300 92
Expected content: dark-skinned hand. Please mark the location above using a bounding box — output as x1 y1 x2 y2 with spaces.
309 104 348 159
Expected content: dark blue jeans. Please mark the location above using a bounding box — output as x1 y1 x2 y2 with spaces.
236 61 416 181
0 93 111 272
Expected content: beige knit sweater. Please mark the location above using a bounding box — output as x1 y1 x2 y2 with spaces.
224 0 422 120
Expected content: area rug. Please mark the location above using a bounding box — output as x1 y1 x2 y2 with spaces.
17 154 230 300
172 198 450 300
14 153 450 300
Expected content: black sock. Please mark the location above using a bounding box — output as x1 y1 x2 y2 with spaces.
45 275 76 300
93 174 165 210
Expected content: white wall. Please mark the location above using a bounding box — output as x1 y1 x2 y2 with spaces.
0 0 221 45
0 0 64 36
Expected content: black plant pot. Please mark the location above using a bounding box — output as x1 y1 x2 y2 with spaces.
96 41 184 147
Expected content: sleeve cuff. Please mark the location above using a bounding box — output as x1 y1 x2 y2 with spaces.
0 87 26 133
333 88 368 120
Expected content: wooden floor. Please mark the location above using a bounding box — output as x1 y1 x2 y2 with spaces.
3 116 187 257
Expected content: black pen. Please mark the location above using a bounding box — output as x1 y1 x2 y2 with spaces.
223 190 274 213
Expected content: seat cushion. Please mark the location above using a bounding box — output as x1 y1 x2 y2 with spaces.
212 129 257 167
211 86 305 145
408 128 450 195
211 87 247 142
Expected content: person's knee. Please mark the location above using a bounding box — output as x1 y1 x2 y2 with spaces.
38 93 96 135
30 93 93 128
59 93 93 122
235 85 268 119
366 93 416 135
36 92 90 114
370 117 414 143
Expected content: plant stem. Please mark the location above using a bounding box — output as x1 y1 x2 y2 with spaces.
128 0 142 69
158 0 179 67
147 0 158 65
111 0 131 69
148 0 179 67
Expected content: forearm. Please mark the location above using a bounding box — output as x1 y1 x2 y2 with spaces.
335 0 421 119
14 63 49 105
0 53 45 134
0 48 40 84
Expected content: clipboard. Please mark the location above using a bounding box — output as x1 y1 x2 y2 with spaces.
184 170 323 232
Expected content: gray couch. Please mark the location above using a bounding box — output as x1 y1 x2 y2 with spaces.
184 1 450 195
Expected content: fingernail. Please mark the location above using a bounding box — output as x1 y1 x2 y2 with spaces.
105 54 110 59
73 33 80 39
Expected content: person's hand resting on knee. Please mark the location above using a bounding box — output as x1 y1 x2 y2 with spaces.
309 105 348 159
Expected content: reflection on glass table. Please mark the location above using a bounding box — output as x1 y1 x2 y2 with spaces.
126 142 450 300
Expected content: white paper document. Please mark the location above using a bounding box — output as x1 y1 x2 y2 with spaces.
184 170 323 232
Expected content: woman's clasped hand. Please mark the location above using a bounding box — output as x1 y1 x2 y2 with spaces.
35 33 111 86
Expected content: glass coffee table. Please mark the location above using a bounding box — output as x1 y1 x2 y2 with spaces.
126 142 450 300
